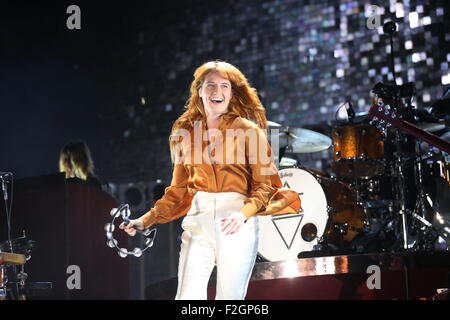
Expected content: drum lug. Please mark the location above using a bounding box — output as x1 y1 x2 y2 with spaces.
327 206 339 215
334 222 349 235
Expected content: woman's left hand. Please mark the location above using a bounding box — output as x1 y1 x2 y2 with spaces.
220 212 247 235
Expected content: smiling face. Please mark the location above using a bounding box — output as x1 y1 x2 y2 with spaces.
199 71 232 118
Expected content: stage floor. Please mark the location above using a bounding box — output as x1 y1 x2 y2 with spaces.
146 251 450 300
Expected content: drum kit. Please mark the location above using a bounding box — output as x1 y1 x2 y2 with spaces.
0 233 35 300
258 20 450 262
258 85 450 262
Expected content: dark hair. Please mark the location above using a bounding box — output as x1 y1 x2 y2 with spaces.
59 140 94 180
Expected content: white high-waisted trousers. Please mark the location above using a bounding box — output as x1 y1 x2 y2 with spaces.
175 191 259 300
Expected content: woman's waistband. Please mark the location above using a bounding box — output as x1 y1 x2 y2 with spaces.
194 191 248 200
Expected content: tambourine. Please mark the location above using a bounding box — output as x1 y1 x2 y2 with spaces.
104 204 157 258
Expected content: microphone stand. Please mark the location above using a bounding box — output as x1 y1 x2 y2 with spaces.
382 21 411 251
384 22 397 85
1 173 13 253
0 172 18 300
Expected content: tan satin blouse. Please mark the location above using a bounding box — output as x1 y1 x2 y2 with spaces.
139 112 301 229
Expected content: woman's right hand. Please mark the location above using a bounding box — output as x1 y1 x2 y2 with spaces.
119 219 145 236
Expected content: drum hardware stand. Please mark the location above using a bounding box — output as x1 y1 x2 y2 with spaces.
0 231 34 300
383 21 397 83
440 153 450 186
346 100 356 124
1 172 13 254
392 131 411 251
380 20 420 252
407 209 450 245
353 178 373 233
0 265 6 300
409 141 450 250
15 265 28 300
0 172 20 300
413 142 433 230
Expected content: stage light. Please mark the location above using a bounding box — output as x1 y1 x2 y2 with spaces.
412 53 422 63
409 12 420 28
435 212 445 225
281 260 299 278
442 73 450 85
405 40 413 50
422 16 431 25
395 3 404 18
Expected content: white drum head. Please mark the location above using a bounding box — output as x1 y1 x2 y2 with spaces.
257 168 328 261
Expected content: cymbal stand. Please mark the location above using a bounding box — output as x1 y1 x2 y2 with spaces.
381 20 413 251
16 265 28 300
0 265 6 300
409 141 450 249
407 209 450 247
0 172 20 299
413 143 432 223
392 131 410 251
1 173 13 253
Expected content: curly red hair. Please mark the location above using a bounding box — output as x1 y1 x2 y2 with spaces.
170 60 267 157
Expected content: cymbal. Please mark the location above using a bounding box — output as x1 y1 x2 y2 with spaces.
267 120 332 153
416 122 446 133
441 131 450 141
279 127 332 153
267 120 283 128
331 112 370 126
279 156 298 167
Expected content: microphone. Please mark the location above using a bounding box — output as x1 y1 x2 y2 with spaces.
383 21 397 36
1 177 7 201
346 101 356 119
0 172 12 177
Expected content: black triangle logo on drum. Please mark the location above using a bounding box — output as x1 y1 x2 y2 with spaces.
271 215 304 250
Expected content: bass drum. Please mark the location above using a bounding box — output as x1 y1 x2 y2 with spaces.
258 168 328 262
257 167 364 262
